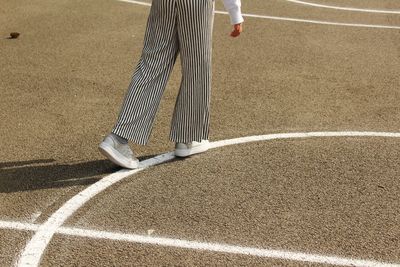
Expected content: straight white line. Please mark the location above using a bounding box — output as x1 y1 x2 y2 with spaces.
0 220 39 232
16 131 400 267
16 152 175 267
117 0 400 30
58 227 400 267
285 0 400 14
1 220 399 267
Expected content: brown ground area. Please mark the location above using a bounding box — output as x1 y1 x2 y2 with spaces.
0 0 399 266
67 139 400 264
42 235 328 267
312 0 400 10
0 230 33 266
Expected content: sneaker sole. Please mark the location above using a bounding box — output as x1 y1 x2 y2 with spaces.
175 142 210 158
99 142 139 169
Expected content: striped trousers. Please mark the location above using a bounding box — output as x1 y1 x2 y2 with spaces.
112 0 215 145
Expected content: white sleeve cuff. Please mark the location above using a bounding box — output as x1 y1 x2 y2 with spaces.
227 6 244 25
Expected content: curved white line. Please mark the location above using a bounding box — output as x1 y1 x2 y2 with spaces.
17 152 175 267
286 0 400 14
117 0 400 30
3 220 399 267
17 131 400 266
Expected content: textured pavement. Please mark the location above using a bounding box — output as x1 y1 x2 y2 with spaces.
1 0 399 266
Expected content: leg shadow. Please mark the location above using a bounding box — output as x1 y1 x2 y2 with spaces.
0 155 160 193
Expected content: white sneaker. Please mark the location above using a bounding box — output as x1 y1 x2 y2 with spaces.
98 134 139 169
175 140 210 157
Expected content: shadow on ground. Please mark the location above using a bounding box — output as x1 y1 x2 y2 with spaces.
0 155 165 193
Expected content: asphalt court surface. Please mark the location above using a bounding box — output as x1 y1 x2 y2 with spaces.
1 0 400 266
238 1 400 25
42 236 327 267
0 230 32 266
297 0 400 10
68 139 400 261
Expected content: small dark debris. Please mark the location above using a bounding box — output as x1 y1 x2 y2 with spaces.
8 32 20 39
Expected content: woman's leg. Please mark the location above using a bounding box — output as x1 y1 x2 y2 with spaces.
112 0 179 145
170 0 215 144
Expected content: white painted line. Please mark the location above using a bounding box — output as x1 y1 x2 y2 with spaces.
1 220 399 267
117 0 400 30
286 0 400 14
210 131 400 149
58 226 400 267
16 131 400 266
0 220 39 232
16 152 175 267
231 13 400 30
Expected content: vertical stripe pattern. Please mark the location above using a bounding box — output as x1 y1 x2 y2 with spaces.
112 0 215 145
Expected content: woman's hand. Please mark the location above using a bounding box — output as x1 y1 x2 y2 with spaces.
230 23 243 37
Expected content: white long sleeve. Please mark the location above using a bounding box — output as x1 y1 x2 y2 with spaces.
222 0 244 25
